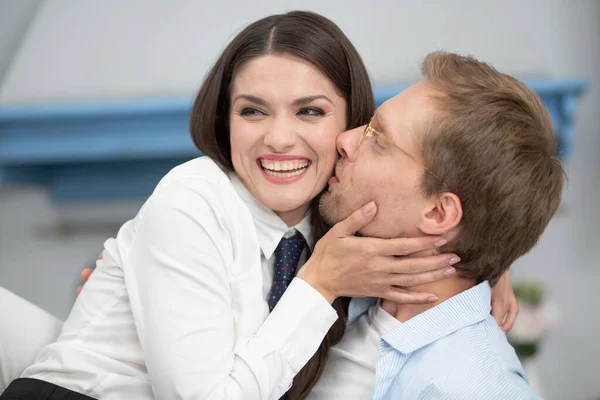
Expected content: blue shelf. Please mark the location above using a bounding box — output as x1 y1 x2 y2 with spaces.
0 79 589 203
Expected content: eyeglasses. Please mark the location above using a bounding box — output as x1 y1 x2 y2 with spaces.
358 115 450 190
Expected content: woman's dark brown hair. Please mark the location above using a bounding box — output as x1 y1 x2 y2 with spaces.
189 10 375 399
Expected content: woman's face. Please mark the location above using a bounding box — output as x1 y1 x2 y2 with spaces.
229 53 347 226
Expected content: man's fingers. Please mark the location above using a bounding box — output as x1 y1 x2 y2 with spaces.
380 287 438 304
76 286 83 296
333 202 377 237
98 252 103 260
81 268 93 282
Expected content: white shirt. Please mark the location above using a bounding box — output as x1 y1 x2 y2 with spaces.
0 287 63 393
307 302 400 399
22 157 338 400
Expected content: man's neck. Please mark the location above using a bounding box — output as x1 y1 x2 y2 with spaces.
389 276 477 322
382 247 476 322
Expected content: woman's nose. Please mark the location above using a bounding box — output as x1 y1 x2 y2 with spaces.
263 116 298 152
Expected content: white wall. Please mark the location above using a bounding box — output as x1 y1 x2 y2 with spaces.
0 0 589 104
0 0 41 85
1 1 598 398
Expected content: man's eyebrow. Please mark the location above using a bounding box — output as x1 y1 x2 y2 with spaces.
231 94 268 106
292 95 334 106
373 112 390 137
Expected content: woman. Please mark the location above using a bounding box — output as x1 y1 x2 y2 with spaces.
0 11 515 400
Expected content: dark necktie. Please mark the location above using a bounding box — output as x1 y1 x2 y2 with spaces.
268 231 306 311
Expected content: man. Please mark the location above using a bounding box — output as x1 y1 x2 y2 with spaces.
306 51 563 399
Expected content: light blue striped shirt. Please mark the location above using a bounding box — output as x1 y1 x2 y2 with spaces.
347 282 541 400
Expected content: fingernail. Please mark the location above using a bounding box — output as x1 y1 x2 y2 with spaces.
428 296 438 302
449 256 461 265
362 201 376 215
444 267 456 276
434 238 447 247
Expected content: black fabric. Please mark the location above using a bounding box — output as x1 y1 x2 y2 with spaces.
1 378 96 400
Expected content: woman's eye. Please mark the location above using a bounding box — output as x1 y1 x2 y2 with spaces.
297 107 325 117
240 108 266 117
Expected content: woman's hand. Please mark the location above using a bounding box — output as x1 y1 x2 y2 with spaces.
491 271 519 332
297 202 460 304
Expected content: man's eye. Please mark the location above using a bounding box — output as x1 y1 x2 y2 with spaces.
372 134 388 150
297 107 325 117
240 108 267 117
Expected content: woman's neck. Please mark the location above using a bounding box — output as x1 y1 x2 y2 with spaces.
275 205 310 227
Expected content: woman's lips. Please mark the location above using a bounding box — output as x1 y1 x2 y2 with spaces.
257 158 311 184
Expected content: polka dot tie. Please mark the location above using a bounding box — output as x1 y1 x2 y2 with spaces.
268 232 306 312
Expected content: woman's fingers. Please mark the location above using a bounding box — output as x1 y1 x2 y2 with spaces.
380 287 438 304
490 299 505 326
490 271 519 332
501 302 519 333
301 203 461 301
352 235 448 258
377 253 460 275
380 236 448 256
387 264 456 287
331 202 377 237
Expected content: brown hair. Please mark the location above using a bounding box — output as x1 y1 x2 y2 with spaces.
189 11 374 398
418 51 565 286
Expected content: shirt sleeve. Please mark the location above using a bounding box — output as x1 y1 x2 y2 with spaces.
124 177 338 400
0 286 63 392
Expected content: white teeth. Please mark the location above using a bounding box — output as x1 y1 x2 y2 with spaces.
259 159 309 171
259 158 310 178
263 168 307 178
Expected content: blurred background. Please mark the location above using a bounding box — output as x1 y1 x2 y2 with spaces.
0 0 598 398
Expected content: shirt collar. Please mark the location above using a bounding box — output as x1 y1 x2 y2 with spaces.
348 297 378 326
381 281 492 354
229 172 314 260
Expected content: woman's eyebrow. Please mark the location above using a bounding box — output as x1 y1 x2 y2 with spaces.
292 95 333 106
231 94 268 106
231 94 333 107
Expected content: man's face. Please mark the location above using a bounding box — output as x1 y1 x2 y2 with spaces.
319 81 440 239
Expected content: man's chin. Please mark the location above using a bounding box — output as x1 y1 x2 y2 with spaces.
317 194 343 226
319 208 340 226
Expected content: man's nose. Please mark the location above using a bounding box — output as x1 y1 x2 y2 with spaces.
336 125 364 161
263 116 298 152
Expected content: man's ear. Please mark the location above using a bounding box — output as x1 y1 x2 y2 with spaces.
418 192 463 235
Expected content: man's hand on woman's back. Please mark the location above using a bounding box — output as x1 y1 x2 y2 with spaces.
76 254 98 295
